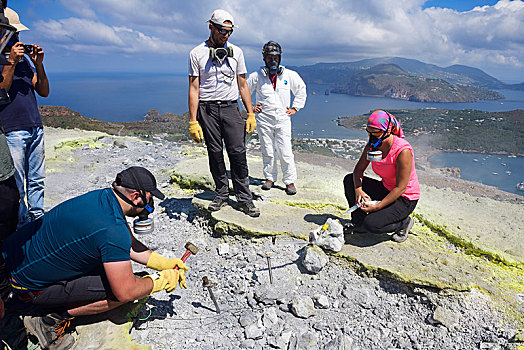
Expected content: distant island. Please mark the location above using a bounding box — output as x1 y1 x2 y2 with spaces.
331 64 503 102
338 108 524 155
290 56 524 103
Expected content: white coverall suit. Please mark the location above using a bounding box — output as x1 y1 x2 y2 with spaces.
247 66 307 185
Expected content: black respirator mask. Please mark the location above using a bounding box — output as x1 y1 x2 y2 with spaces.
367 113 392 161
113 170 155 218
266 59 280 75
138 197 154 219
368 134 384 151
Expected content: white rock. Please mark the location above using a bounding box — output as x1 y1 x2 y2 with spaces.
313 294 330 309
301 245 329 274
293 331 319 350
263 307 279 327
239 311 257 327
240 339 256 349
323 333 354 350
309 218 344 252
430 306 459 329
270 329 293 349
245 323 263 339
254 285 283 305
290 296 316 319
218 243 230 256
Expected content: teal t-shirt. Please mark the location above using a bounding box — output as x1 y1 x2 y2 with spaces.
2 188 131 290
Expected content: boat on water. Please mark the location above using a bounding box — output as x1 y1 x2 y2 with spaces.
517 182 524 191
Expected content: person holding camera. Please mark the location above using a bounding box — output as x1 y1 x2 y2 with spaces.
188 9 260 217
0 7 49 227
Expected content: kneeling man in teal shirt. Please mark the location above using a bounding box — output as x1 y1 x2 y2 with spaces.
0 166 187 349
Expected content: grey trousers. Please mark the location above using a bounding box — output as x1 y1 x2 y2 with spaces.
198 101 252 203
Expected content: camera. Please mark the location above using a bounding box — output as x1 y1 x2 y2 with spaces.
23 44 33 55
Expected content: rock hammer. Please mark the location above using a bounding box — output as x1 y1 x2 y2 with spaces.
174 241 199 270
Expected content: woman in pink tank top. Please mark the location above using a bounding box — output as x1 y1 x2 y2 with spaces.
343 110 420 243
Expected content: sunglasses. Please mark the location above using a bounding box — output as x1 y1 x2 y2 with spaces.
366 128 383 137
213 24 233 36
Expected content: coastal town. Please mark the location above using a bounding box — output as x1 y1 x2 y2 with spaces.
245 131 368 160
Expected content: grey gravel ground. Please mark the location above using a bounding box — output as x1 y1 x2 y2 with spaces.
42 130 520 350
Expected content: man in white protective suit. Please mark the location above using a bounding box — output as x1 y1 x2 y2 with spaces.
247 41 306 195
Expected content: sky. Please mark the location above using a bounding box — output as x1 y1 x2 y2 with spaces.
6 0 524 82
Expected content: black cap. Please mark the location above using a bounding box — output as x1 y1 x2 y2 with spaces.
116 166 165 200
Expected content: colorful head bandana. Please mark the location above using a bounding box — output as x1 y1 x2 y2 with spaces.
367 110 404 138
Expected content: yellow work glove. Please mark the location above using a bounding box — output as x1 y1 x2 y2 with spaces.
189 121 203 143
146 251 188 271
245 113 256 134
178 269 188 289
146 269 180 294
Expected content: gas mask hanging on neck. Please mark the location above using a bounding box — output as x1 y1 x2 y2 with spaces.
210 46 233 65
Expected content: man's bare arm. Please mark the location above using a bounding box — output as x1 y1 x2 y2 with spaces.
237 74 254 114
103 260 153 302
188 76 200 122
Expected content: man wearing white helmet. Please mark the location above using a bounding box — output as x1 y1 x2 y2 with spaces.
247 41 307 195
188 9 260 217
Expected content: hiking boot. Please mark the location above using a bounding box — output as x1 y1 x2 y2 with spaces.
237 201 260 217
285 183 297 195
24 314 75 350
392 216 414 243
208 197 228 212
261 180 274 190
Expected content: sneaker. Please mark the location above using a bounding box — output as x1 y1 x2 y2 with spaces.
208 197 228 212
285 183 297 195
237 201 260 217
24 314 75 350
392 216 414 243
261 180 274 191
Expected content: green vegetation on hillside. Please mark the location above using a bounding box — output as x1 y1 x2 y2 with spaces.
333 64 504 103
40 106 190 141
338 109 524 154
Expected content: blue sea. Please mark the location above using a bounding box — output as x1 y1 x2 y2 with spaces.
38 72 524 195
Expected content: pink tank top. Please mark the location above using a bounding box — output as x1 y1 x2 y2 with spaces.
371 136 420 200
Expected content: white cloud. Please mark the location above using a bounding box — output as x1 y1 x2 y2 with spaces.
58 0 97 19
34 17 190 55
31 0 524 78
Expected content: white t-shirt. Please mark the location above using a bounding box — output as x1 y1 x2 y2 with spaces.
188 41 247 101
